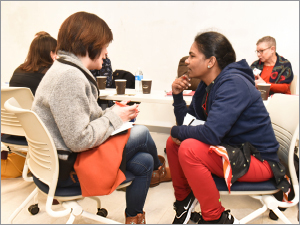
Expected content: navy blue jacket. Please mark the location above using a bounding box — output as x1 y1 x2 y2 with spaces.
171 59 279 162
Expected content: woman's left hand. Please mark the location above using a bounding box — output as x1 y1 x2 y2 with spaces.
170 127 181 145
171 137 181 145
112 102 139 122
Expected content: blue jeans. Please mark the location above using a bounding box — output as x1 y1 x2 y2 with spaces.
57 125 161 217
124 125 161 217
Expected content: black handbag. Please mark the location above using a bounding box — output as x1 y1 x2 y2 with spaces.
57 150 78 181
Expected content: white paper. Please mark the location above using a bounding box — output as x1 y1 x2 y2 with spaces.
253 68 262 76
111 122 133 136
183 113 205 126
183 90 193 95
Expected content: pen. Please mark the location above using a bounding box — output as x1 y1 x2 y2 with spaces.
188 119 195 126
116 101 140 113
115 101 127 107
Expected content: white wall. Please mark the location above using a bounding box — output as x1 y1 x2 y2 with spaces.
1 1 299 93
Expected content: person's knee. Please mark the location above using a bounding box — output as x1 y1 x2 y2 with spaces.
178 139 207 163
130 125 150 140
130 152 154 175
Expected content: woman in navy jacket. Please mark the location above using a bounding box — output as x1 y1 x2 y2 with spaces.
167 31 289 224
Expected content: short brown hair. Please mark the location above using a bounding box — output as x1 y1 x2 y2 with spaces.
57 11 113 60
256 36 276 48
20 35 57 72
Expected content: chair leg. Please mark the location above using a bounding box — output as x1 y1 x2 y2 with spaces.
33 190 38 204
88 196 101 208
66 214 76 224
272 208 292 224
7 187 39 224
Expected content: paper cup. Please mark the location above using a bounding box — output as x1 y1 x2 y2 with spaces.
141 79 152 94
96 76 107 90
115 79 127 95
257 83 271 100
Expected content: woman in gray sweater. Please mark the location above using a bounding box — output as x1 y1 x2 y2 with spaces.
32 11 171 224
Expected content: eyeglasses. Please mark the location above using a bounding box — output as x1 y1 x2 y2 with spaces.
255 47 271 54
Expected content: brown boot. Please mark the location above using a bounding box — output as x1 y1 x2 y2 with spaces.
125 213 138 224
137 211 146 224
150 155 172 187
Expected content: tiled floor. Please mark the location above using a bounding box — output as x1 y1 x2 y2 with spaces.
1 132 299 224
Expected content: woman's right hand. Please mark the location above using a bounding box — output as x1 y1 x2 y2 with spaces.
112 103 139 122
255 75 266 88
172 74 191 95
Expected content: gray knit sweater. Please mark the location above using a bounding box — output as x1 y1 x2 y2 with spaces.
32 51 123 157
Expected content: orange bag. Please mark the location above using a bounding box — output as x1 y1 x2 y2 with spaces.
1 152 27 179
74 129 131 197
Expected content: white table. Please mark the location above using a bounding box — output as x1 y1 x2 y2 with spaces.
99 88 193 105
99 88 193 132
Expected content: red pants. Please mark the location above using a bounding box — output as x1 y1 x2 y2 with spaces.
166 137 273 221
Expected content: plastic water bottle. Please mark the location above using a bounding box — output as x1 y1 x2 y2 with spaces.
135 67 143 93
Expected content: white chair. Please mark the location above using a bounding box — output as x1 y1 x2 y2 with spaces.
1 87 34 181
290 75 298 95
5 97 134 224
1 87 34 155
212 94 299 224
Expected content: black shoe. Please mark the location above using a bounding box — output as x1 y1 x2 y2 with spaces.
172 191 198 224
198 210 236 224
269 208 286 220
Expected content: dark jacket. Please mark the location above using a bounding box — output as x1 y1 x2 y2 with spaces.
9 66 49 96
171 59 279 163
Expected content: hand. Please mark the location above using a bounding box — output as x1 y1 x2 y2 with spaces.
170 126 181 145
171 136 181 145
172 74 191 95
112 102 139 122
255 75 266 87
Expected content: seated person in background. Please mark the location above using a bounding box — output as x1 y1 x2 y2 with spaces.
9 33 57 95
177 56 201 91
90 57 113 88
167 31 289 224
32 11 171 224
250 36 294 95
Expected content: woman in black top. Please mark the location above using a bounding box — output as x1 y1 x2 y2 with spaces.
9 34 57 95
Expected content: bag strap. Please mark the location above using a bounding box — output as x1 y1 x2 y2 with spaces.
56 58 99 97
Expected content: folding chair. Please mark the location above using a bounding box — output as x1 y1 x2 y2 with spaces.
1 87 34 181
212 94 299 224
5 97 134 224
